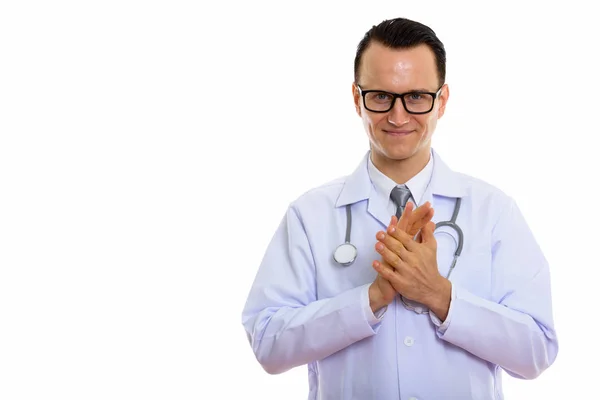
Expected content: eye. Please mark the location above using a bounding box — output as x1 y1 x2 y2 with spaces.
367 92 393 103
405 92 432 105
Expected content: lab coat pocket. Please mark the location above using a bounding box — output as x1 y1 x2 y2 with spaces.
448 250 492 300
436 228 492 300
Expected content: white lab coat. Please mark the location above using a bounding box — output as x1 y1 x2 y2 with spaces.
242 149 558 400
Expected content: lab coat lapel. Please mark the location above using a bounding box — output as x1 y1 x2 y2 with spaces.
335 152 392 228
367 188 393 228
428 150 468 199
423 150 469 225
336 150 468 228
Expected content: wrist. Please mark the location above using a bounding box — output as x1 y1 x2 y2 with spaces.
428 278 452 321
368 283 387 314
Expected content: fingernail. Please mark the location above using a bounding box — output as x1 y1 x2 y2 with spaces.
377 232 385 240
389 226 396 233
376 243 384 251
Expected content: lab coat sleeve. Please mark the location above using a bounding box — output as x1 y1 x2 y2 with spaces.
433 197 559 379
241 205 383 375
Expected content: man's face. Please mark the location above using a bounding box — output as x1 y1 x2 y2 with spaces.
353 42 449 166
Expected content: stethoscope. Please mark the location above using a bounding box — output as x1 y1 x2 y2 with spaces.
333 198 464 279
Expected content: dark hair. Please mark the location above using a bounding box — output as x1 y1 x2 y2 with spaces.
354 18 446 86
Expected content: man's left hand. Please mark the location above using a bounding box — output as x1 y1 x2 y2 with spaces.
372 220 451 321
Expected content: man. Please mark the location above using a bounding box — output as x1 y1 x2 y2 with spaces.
242 17 558 399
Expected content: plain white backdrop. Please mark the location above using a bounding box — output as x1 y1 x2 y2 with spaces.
1 0 599 399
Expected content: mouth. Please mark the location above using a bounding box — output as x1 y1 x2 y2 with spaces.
383 129 413 136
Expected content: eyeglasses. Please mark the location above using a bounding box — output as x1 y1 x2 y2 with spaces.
356 84 443 114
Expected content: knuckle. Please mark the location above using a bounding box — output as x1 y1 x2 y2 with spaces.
395 254 403 266
385 235 397 247
383 249 395 263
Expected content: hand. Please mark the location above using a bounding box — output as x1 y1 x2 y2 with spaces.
368 202 434 313
373 219 452 320
391 202 435 240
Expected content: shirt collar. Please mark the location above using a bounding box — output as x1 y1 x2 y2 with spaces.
367 151 434 206
335 148 467 208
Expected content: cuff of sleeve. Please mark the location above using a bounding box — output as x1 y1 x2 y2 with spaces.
429 282 456 334
361 284 387 326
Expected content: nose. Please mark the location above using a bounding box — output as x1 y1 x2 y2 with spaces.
387 98 411 126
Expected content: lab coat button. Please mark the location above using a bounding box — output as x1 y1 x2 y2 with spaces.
404 336 414 346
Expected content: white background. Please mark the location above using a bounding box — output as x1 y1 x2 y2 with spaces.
1 1 598 399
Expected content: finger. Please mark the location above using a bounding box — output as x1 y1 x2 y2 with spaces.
409 202 430 222
421 221 438 249
372 259 395 276
390 203 433 237
393 202 428 235
415 217 432 243
375 241 408 272
373 259 404 285
409 206 435 238
405 202 433 236
415 229 423 243
396 202 414 233
415 205 434 228
377 230 410 260
387 215 398 236
425 207 435 223
385 224 420 252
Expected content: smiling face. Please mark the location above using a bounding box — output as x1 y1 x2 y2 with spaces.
353 42 449 174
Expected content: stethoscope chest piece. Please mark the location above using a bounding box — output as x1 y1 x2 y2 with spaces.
333 242 357 266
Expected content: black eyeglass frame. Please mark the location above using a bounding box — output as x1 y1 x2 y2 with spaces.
356 84 444 115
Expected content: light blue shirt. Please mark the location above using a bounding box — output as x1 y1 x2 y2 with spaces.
242 149 558 400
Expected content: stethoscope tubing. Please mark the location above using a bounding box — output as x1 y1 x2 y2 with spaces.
334 198 463 270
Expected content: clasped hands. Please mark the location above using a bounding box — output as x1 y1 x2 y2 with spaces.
368 202 452 321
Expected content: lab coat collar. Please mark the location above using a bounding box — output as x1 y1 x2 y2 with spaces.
335 148 468 209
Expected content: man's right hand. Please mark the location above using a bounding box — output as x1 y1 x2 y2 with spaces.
369 202 434 313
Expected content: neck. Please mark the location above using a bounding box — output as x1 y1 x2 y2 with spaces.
371 149 431 184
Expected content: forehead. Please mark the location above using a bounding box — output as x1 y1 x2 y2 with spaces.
359 42 439 92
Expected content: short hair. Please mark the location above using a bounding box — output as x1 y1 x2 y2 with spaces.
354 18 446 87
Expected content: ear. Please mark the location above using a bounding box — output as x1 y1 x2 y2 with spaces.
437 84 449 119
352 83 362 117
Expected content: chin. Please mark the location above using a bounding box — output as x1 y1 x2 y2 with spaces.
378 150 413 162
385 146 418 159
